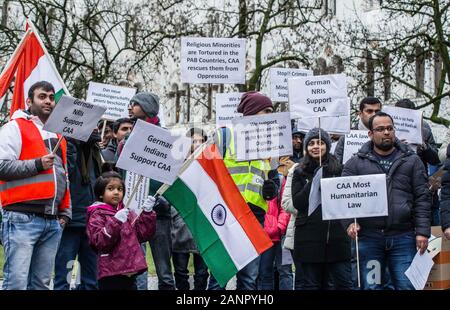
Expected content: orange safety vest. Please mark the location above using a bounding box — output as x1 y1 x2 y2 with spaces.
0 118 70 211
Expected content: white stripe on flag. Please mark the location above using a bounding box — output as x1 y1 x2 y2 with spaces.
23 55 64 102
179 160 259 270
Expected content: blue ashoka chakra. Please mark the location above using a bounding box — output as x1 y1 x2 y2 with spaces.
211 204 227 226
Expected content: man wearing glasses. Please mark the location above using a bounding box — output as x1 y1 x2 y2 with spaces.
341 111 431 290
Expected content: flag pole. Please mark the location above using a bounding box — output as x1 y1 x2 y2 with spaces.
0 29 32 80
52 136 64 154
355 218 361 288
25 20 70 96
318 116 322 166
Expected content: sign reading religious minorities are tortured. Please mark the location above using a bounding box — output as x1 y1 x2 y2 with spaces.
232 112 293 161
123 171 151 215
86 82 137 121
215 92 243 127
382 106 423 145
288 73 348 118
43 95 106 142
269 68 312 102
116 120 191 185
320 174 388 220
181 37 246 84
342 130 370 164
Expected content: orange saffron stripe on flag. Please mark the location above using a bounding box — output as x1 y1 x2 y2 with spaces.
197 144 272 254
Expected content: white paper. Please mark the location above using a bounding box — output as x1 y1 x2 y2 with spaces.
295 112 351 135
181 37 246 84
86 82 136 121
288 73 348 118
382 106 423 145
43 95 106 142
321 174 388 220
342 130 370 164
215 92 243 127
123 171 151 215
269 68 312 102
116 120 191 185
405 251 434 290
232 112 293 161
427 236 442 259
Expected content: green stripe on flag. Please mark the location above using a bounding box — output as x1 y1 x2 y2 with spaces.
164 178 238 287
55 88 65 103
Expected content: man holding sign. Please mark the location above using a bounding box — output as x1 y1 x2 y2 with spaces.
342 111 431 290
0 81 71 290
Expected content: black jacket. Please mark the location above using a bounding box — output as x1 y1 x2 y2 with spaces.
341 140 431 237
292 155 351 263
440 145 450 231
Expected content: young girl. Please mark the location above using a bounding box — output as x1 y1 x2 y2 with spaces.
86 171 156 290
291 128 351 290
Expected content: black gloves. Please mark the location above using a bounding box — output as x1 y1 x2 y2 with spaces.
153 196 171 215
262 179 277 200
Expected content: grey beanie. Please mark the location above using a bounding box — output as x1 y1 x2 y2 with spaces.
131 92 160 118
303 127 331 152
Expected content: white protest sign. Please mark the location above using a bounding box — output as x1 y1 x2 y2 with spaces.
123 171 150 215
43 95 106 142
215 92 243 127
86 82 136 121
288 73 348 118
342 130 370 164
116 120 191 185
232 112 293 161
181 37 246 84
296 114 350 135
321 174 388 220
382 106 423 145
269 68 312 102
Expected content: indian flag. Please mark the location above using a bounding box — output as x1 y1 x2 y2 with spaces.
0 23 67 117
163 144 273 287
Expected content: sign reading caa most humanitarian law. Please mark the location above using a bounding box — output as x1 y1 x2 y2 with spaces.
86 82 136 121
181 37 246 84
269 68 312 102
288 73 348 118
116 120 191 185
43 95 106 142
232 112 293 161
215 92 243 127
123 171 151 215
320 174 388 220
382 106 423 145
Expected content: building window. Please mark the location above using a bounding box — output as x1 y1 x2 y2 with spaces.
1 0 8 27
322 0 336 17
415 45 425 97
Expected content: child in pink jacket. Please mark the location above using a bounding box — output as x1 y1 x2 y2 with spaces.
86 171 156 290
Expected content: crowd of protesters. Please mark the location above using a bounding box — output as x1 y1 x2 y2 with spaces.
0 80 449 290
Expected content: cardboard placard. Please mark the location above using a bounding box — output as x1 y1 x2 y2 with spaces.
43 95 106 142
232 112 293 161
116 120 191 185
269 68 312 102
181 37 246 84
321 174 388 220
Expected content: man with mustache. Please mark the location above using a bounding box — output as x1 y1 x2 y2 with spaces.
342 111 431 290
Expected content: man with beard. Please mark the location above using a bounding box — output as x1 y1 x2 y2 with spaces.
290 125 304 163
341 112 431 290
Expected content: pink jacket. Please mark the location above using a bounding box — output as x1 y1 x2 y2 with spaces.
86 202 156 280
264 178 291 242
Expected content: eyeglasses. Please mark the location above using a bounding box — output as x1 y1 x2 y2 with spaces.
372 126 395 133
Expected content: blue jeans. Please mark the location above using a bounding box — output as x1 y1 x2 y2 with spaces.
54 226 98 290
173 252 209 290
136 218 175 290
357 232 416 290
1 210 63 290
257 241 293 290
297 261 352 290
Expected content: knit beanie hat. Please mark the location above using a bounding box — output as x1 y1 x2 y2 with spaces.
130 92 160 118
237 91 273 116
303 127 331 152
